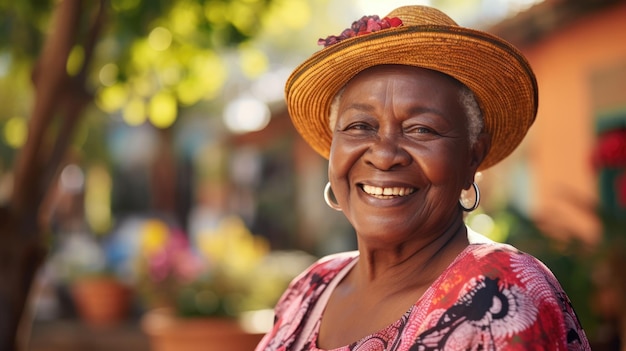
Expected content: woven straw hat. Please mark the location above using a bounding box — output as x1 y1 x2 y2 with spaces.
285 5 538 170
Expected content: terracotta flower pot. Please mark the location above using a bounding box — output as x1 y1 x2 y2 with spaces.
71 276 131 327
141 308 265 351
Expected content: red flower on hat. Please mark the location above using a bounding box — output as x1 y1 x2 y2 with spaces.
318 15 403 48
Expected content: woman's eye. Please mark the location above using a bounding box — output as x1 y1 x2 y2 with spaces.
407 126 434 134
345 122 374 131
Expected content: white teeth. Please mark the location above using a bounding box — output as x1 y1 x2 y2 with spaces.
362 185 415 198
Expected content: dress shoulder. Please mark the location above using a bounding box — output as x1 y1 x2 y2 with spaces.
283 251 359 297
409 237 591 350
255 252 358 351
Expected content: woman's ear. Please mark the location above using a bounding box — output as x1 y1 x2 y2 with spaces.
466 132 491 187
473 132 491 166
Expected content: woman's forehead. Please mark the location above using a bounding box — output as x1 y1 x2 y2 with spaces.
339 65 466 106
344 65 464 89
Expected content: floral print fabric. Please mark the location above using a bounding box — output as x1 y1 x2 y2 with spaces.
255 240 591 351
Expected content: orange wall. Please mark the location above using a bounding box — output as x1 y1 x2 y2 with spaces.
522 2 626 243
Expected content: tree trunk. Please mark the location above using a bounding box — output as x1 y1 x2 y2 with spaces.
0 208 46 351
0 1 105 350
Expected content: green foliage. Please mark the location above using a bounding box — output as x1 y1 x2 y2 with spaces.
0 0 274 164
0 0 53 59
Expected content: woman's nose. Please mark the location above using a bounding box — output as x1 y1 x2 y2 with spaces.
363 133 412 171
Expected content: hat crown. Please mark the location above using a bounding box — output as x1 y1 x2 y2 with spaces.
387 5 458 27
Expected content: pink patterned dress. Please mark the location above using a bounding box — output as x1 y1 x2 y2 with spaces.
255 234 590 351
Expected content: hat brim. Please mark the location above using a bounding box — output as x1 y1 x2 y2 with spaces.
285 25 538 171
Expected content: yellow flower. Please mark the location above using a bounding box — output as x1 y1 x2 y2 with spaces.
139 219 170 256
196 216 269 276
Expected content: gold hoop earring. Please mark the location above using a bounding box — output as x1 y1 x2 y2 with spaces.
459 182 480 212
324 182 342 211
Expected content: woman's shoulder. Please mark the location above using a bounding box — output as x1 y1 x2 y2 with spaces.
295 251 359 281
409 229 591 350
313 250 360 268
274 251 358 309
258 252 359 350
463 229 555 279
446 228 571 313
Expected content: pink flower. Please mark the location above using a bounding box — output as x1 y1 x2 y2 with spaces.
145 228 204 284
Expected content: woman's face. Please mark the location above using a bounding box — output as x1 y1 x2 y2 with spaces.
328 65 489 245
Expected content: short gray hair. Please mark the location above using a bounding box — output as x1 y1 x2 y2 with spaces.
459 86 484 146
328 85 484 146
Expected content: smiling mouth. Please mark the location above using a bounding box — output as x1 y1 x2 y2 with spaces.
361 184 416 199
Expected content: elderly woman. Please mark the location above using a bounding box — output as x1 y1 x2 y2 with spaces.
255 5 590 351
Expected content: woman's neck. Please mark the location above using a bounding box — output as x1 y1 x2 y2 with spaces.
352 216 469 290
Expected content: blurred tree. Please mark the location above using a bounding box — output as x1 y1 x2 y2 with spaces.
0 0 271 349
